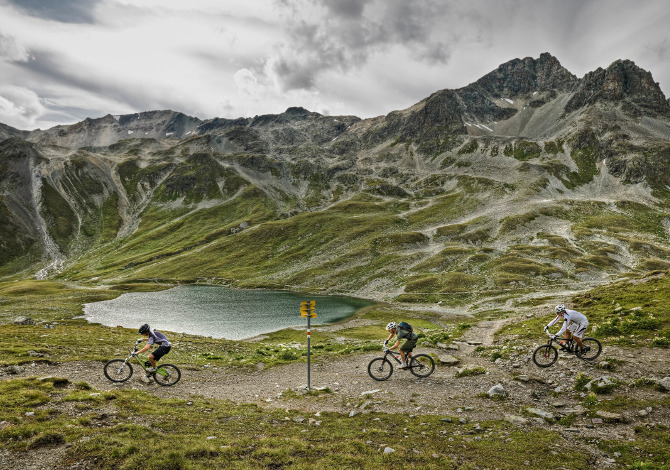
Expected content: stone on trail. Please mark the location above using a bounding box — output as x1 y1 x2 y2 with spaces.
595 410 623 422
525 408 555 421
437 354 460 366
487 383 506 397
658 377 670 392
504 414 528 426
383 447 395 454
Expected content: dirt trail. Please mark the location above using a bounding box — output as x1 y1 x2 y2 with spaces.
3 319 670 470
4 319 667 423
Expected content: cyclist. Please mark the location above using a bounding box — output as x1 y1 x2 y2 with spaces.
383 321 418 369
544 304 590 354
135 324 172 373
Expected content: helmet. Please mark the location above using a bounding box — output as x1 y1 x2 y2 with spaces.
555 304 565 314
139 324 150 334
386 321 397 331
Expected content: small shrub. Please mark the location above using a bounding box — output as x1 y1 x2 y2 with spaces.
574 372 592 391
277 350 299 361
651 337 670 348
29 432 65 449
582 392 599 407
456 366 487 378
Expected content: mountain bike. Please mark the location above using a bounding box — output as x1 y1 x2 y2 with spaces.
368 348 435 381
104 340 181 386
532 332 602 368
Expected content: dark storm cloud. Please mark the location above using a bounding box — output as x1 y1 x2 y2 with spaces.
272 0 456 92
4 0 102 24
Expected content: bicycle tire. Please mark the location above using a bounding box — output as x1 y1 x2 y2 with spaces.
576 337 602 361
409 354 435 378
532 344 558 368
368 357 393 381
153 364 181 386
104 359 133 382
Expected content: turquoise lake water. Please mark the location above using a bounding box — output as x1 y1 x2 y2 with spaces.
83 285 374 340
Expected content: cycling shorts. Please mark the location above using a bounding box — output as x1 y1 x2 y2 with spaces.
567 321 588 338
151 345 171 361
400 337 417 354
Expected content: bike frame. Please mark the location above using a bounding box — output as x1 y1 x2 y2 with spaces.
123 342 170 379
383 349 418 369
544 334 577 352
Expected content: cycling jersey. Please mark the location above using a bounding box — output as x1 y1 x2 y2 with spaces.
148 329 171 347
547 309 588 336
397 327 418 342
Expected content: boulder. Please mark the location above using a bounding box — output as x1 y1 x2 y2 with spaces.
7 365 24 374
437 354 460 366
525 408 555 421
13 317 36 325
585 376 617 392
595 410 623 422
504 414 528 425
487 383 506 397
658 377 670 392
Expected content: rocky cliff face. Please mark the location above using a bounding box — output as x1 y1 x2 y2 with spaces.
1 53 670 302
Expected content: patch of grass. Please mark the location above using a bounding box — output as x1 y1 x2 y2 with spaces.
455 366 487 378
1 378 609 469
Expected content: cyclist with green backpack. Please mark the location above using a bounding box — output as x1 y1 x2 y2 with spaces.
383 321 418 369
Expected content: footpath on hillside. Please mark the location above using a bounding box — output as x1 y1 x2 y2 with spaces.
4 318 668 440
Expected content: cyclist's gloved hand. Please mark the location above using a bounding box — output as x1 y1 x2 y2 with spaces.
383 347 389 352
131 351 136 357
136 339 143 344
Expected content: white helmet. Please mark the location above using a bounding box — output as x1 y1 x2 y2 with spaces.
386 322 397 331
555 304 565 314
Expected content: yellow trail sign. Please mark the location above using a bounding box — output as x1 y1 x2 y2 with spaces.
300 300 316 318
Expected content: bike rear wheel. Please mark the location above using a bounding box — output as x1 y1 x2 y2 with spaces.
532 344 558 367
153 364 181 386
368 357 393 381
576 337 602 361
409 354 435 378
104 359 133 382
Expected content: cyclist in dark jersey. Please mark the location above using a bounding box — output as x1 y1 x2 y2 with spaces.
383 321 418 369
135 324 172 372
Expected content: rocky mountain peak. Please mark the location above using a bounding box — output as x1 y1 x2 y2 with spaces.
472 52 579 96
565 59 670 116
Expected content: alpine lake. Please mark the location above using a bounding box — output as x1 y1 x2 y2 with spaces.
83 285 374 339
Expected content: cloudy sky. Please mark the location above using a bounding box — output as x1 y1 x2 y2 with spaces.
0 0 668 130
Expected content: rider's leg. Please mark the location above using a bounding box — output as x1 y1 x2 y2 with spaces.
399 350 407 364
148 353 157 368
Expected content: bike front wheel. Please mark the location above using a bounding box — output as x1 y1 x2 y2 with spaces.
153 364 181 386
104 359 133 382
532 344 558 367
576 337 602 361
409 354 435 378
368 357 393 381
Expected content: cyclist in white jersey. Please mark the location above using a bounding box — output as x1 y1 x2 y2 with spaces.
545 304 590 353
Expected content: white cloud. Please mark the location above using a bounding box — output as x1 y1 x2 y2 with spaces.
0 33 32 62
0 86 46 129
0 0 669 130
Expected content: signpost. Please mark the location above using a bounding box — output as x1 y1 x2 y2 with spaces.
300 300 316 389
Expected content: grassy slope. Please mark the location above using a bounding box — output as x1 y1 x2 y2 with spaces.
1 277 670 468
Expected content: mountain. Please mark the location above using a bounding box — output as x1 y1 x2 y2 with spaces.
2 53 670 308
